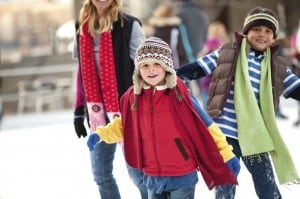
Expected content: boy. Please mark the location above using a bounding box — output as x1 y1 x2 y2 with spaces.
87 37 240 198
176 6 300 199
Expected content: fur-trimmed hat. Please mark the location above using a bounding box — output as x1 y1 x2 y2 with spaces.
133 37 177 94
243 7 279 38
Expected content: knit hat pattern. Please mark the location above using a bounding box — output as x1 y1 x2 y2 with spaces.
243 7 279 38
133 37 177 94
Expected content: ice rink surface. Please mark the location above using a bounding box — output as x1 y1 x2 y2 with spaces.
0 99 299 199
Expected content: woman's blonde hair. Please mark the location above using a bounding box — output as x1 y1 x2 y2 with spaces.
78 0 122 37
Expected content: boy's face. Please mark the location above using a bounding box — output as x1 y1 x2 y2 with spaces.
246 26 275 52
139 61 166 87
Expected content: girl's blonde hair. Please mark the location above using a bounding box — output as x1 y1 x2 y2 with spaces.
78 0 122 37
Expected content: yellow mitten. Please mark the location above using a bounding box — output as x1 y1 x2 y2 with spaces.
208 123 235 162
95 117 123 144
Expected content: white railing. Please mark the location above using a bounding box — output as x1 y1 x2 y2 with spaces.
0 63 76 77
0 63 77 113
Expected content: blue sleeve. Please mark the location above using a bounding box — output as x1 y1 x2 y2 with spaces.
283 67 300 97
196 49 220 75
176 49 220 80
189 94 213 127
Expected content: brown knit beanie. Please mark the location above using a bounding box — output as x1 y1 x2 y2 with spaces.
243 7 279 38
133 37 177 94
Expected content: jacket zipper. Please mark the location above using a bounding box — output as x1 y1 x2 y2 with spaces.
150 89 161 175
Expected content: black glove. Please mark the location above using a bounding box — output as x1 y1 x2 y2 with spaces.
73 105 87 138
176 61 205 80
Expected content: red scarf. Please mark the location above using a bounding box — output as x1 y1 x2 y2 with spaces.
79 22 119 113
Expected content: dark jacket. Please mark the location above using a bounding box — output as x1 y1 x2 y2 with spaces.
149 15 189 67
175 1 209 57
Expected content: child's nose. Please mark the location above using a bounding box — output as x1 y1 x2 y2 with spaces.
149 66 156 71
256 31 264 37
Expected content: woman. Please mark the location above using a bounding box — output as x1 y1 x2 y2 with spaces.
72 0 146 198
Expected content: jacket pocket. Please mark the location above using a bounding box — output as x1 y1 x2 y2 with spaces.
174 138 189 161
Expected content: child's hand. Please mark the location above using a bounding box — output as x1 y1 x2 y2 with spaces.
95 117 124 144
225 157 240 176
87 133 100 151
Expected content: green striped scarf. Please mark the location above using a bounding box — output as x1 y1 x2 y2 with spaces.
234 38 299 184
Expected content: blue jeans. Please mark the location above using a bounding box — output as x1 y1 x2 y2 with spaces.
215 138 281 199
127 165 148 199
90 141 120 199
148 187 195 199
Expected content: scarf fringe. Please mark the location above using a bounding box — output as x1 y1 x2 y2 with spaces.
282 179 300 188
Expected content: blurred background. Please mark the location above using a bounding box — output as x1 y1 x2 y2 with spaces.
0 0 300 115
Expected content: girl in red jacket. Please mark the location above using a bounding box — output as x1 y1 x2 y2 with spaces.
88 37 239 199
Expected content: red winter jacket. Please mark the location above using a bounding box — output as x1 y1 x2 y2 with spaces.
120 78 237 190
134 87 197 176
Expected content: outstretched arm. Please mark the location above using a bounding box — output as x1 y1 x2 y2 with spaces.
190 94 240 176
176 49 220 80
176 62 206 80
189 94 234 162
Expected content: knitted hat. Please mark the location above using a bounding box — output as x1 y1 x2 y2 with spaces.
133 37 177 94
243 7 279 38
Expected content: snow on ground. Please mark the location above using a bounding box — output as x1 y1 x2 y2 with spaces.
0 99 299 199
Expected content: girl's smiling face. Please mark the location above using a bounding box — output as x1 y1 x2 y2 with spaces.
139 61 166 87
246 25 275 52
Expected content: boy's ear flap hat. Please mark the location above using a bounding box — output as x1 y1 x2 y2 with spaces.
133 36 176 94
243 7 279 38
